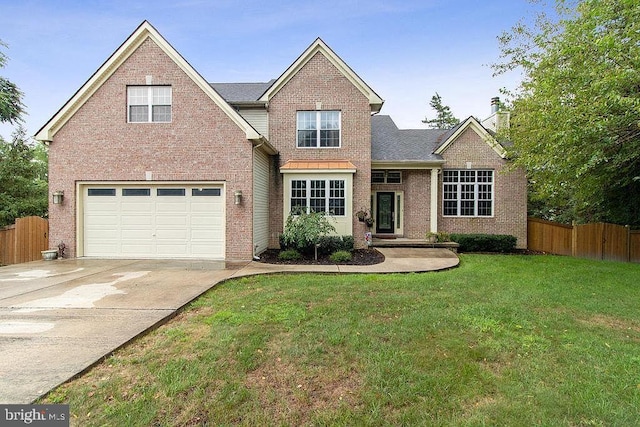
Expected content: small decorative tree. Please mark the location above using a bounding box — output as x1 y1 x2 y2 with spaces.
281 208 336 260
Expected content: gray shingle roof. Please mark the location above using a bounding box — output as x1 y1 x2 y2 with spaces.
371 115 446 162
210 80 276 103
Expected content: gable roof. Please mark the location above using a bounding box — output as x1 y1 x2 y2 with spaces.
36 21 262 142
371 115 444 165
258 38 384 112
433 116 507 158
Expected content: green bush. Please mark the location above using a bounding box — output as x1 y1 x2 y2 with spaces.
329 250 352 263
317 235 355 255
278 249 302 261
281 209 336 257
450 233 517 253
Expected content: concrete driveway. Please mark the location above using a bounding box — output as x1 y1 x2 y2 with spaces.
0 248 458 404
0 258 238 404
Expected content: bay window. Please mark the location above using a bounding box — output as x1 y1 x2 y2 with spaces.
290 179 345 215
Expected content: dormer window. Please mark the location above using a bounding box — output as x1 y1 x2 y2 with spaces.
297 111 340 148
127 86 172 123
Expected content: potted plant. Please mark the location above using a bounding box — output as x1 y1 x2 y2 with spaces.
355 208 369 222
41 249 58 260
426 232 438 243
365 217 375 228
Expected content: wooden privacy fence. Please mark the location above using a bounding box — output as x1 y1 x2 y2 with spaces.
0 216 49 265
528 217 640 263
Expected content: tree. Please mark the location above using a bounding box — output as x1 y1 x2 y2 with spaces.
494 0 640 226
422 92 460 129
0 127 48 226
0 40 25 125
281 208 336 260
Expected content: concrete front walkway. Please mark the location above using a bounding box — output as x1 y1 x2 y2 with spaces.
0 248 457 403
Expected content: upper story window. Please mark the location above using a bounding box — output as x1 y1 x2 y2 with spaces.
297 111 341 148
443 170 493 217
127 86 172 123
372 170 402 184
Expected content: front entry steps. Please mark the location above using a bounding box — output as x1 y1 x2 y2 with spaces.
372 238 459 252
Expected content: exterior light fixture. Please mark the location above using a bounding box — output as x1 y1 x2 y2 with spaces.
234 190 243 205
52 190 64 204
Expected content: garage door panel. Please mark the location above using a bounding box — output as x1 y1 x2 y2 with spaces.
156 244 187 255
84 184 224 259
121 216 153 226
121 244 155 255
156 202 188 213
156 216 188 226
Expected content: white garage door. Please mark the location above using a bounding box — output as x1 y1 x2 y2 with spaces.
83 184 225 259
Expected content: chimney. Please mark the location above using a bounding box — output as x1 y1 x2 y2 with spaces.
490 97 500 114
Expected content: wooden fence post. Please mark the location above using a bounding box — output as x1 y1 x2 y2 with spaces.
571 221 577 258
627 225 631 263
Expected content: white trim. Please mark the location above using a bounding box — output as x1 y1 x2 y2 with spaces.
430 168 439 233
371 191 404 236
259 38 383 112
434 116 507 159
283 173 353 236
36 21 261 142
281 168 356 174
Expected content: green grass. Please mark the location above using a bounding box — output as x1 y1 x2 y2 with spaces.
42 255 640 426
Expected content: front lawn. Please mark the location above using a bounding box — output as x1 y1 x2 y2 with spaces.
43 255 640 426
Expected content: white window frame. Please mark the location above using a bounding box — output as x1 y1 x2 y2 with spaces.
296 111 341 148
289 178 346 216
443 169 494 217
127 86 172 123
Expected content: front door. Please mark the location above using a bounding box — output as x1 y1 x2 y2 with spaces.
376 192 395 234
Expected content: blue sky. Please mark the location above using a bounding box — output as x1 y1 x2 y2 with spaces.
0 0 551 140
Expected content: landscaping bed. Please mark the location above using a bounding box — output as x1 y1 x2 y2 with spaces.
257 248 385 265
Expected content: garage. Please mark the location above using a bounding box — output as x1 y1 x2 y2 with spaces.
82 184 225 259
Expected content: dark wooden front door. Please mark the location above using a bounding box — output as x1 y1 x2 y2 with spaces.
376 192 395 234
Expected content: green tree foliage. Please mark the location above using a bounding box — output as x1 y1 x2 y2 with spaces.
0 40 25 125
281 208 336 260
0 127 48 226
422 92 460 129
494 0 640 225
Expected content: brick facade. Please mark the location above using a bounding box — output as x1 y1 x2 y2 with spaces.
267 52 372 249
48 38 255 260
44 25 528 260
438 127 528 248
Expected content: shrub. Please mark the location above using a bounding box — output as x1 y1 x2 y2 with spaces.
281 209 336 259
278 249 302 261
426 231 452 243
317 235 355 255
329 250 352 263
450 233 517 253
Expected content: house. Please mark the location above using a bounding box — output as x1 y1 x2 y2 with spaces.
36 21 527 261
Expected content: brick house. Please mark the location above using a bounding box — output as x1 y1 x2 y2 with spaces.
36 21 526 261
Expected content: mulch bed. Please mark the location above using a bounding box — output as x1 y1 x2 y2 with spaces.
257 249 385 265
